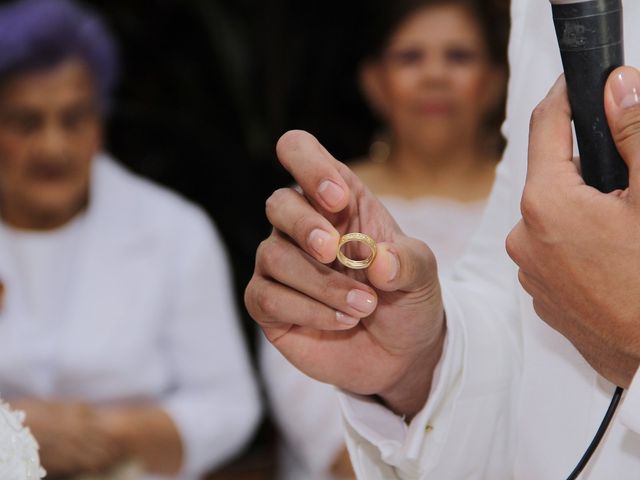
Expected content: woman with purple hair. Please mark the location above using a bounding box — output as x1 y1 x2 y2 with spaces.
0 1 260 479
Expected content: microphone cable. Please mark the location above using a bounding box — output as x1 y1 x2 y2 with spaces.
566 386 624 480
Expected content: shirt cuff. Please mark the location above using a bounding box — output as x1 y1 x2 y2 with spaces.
338 284 466 471
619 365 640 434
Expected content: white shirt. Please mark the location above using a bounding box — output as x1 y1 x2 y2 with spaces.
261 196 487 480
0 156 261 480
340 1 640 478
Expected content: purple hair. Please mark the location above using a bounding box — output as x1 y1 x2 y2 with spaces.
0 0 119 110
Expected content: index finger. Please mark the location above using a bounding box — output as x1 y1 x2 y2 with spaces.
276 130 351 213
526 75 577 182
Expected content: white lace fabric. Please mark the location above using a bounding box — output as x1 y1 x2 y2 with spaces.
0 400 46 480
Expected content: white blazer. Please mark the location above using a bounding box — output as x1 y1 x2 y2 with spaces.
340 0 640 478
0 156 261 480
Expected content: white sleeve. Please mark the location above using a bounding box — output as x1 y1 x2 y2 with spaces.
259 334 346 478
160 209 261 477
340 142 524 478
619 367 640 434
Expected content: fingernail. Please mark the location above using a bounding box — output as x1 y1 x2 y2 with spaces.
347 289 376 314
308 229 332 256
336 311 359 326
388 251 400 282
612 69 640 109
318 180 345 208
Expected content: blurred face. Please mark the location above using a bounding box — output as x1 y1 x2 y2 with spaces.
0 59 101 229
362 4 504 156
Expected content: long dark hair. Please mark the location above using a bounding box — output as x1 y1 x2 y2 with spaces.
363 0 510 66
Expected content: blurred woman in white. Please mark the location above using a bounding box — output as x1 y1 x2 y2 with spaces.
0 0 260 479
259 0 509 477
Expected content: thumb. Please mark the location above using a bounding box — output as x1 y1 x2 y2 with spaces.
366 236 439 294
605 66 640 191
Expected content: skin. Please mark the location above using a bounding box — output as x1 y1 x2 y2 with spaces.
506 69 640 389
246 130 445 418
355 4 503 201
2 60 183 475
246 68 640 423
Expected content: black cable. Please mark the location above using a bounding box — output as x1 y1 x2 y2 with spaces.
566 386 624 480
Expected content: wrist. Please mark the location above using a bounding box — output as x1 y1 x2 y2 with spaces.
378 311 446 420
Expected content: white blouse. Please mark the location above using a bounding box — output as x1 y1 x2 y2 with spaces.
260 195 487 480
0 156 261 480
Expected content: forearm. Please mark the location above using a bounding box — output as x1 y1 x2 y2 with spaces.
98 405 183 475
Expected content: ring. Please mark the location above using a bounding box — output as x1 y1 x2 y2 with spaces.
337 233 377 270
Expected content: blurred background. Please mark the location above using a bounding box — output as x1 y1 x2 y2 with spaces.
97 0 379 348
85 3 381 474
96 5 378 474
0 0 510 478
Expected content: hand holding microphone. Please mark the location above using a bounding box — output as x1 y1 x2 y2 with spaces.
507 1 636 478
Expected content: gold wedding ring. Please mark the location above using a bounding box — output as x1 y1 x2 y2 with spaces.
337 233 377 270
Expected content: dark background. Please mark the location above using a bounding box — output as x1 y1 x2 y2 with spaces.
90 0 379 349
86 1 380 476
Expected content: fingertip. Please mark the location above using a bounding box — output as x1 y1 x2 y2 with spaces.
276 129 351 213
276 129 315 157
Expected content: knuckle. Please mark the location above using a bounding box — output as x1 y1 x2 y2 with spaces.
244 279 259 318
519 189 543 227
265 188 289 218
244 280 254 310
262 242 285 273
517 269 532 293
505 222 526 267
505 231 520 263
291 214 312 243
255 238 270 261
320 276 344 301
255 286 277 318
414 239 435 268
529 101 549 131
257 237 284 272
404 238 437 287
405 243 424 278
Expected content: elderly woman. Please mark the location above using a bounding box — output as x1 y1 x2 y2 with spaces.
0 1 260 479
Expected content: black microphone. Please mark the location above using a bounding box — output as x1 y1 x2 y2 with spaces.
550 4 627 479
551 0 628 192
